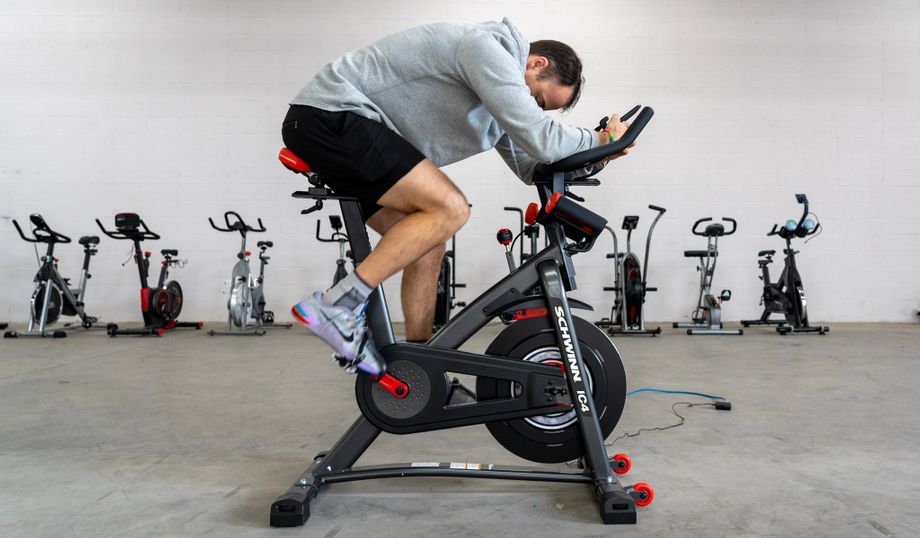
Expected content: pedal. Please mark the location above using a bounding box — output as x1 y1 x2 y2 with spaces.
331 354 358 374
720 289 732 302
262 310 275 324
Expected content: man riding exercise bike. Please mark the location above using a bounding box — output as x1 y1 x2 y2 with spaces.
282 18 634 376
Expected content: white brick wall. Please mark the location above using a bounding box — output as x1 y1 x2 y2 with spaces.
2 0 919 324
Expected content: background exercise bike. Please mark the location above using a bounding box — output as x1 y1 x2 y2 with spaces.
4 214 100 338
741 194 829 335
595 205 667 336
672 217 742 335
272 105 658 528
208 211 291 336
96 213 203 336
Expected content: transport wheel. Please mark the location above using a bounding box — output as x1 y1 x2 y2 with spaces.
478 316 627 463
31 283 62 325
633 482 654 507
611 453 632 474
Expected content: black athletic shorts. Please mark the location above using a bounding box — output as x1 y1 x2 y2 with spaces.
281 105 426 221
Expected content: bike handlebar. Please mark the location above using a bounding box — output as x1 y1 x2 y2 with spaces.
316 219 348 243
535 106 654 175
209 211 266 234
691 217 737 236
11 215 72 244
95 217 160 241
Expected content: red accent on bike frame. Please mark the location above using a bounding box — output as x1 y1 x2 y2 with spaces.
278 147 312 174
244 250 251 257
140 288 151 312
511 307 548 321
497 228 513 245
373 373 409 398
144 251 151 258
545 192 563 214
524 202 539 225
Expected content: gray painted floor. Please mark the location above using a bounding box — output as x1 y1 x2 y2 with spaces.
0 321 918 537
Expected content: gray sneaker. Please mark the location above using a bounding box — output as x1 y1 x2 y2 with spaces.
291 292 386 376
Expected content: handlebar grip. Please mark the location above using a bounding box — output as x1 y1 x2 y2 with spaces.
691 217 712 236
722 217 738 235
503 207 523 213
538 106 654 174
649 204 666 213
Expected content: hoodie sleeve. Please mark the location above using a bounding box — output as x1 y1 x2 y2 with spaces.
455 29 598 164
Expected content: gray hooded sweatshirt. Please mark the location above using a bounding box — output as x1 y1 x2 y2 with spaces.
290 18 599 184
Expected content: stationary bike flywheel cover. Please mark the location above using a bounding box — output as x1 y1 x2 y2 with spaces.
31 284 62 325
229 281 252 328
479 316 627 464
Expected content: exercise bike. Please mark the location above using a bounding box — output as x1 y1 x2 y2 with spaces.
595 205 667 336
208 211 291 336
741 194 829 335
4 214 100 338
672 217 742 335
315 214 351 286
96 213 203 336
272 105 657 528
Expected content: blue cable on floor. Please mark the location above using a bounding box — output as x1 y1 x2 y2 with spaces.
627 388 726 401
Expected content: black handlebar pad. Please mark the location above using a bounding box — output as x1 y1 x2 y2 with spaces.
649 204 666 213
535 106 654 175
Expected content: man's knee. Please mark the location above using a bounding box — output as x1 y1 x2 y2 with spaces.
442 191 470 230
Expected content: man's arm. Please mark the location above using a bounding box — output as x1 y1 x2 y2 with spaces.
455 32 598 163
494 133 604 185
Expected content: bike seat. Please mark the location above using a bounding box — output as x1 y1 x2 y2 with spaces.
279 148 312 174
79 235 100 246
257 241 274 248
161 249 178 257
684 249 717 258
758 249 776 257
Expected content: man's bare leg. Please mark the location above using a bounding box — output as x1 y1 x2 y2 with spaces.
354 159 469 288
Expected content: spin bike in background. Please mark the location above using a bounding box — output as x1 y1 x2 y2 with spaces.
741 194 829 335
4 214 100 338
595 205 667 336
315 214 351 286
208 211 291 336
673 217 742 335
96 213 203 337
433 234 467 330
272 105 658 528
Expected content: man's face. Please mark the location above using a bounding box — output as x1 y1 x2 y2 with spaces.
524 56 575 111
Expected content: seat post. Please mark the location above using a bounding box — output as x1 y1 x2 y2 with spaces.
338 199 396 347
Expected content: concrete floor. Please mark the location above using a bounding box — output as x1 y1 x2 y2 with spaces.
0 320 918 537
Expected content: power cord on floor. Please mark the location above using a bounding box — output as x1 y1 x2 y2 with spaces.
606 388 732 448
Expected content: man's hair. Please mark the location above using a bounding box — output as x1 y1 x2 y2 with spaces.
529 40 584 111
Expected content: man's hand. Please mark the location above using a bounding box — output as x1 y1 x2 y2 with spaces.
600 113 635 162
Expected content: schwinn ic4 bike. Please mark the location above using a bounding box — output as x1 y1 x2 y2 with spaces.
273 105 658 527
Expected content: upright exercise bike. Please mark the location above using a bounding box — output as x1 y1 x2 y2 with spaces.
673 217 742 335
4 214 100 338
316 214 351 286
208 211 291 336
595 205 667 336
741 194 829 335
96 213 203 336
272 105 658 528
